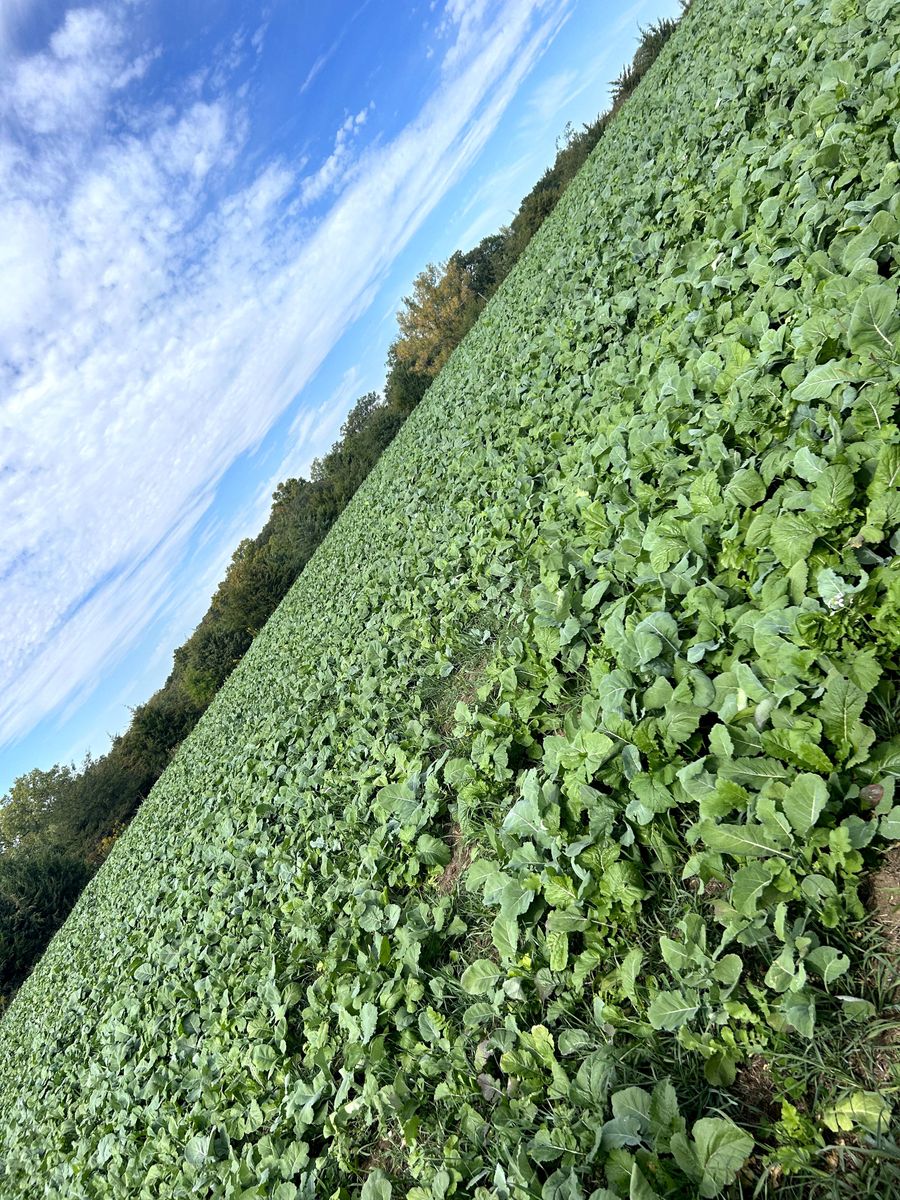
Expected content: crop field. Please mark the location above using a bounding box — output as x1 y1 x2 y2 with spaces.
1 0 899 1194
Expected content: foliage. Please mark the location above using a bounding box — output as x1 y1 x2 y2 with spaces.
393 258 480 377
610 17 680 107
0 766 75 854
0 846 90 1008
383 11 684 396
1 0 899 1194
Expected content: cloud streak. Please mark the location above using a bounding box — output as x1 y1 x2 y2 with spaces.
0 0 570 752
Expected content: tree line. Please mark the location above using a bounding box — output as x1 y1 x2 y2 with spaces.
0 16 682 1006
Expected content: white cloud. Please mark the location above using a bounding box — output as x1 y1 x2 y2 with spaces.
300 50 332 96
525 66 580 127
0 0 570 752
299 104 373 207
439 0 491 73
5 7 124 134
452 150 536 249
251 13 271 57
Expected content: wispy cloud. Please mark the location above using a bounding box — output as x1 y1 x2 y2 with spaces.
452 149 536 249
524 65 581 127
5 7 123 134
300 50 332 96
0 0 570 752
299 104 373 206
612 0 651 35
299 0 375 96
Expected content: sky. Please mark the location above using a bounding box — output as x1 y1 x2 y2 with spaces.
0 0 680 795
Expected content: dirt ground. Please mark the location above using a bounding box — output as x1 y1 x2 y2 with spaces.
870 844 900 955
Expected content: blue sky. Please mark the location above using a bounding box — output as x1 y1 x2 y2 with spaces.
0 0 679 795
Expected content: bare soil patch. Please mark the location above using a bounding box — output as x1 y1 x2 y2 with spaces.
435 825 472 895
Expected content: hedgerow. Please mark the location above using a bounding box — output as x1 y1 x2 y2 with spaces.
0 0 898 1195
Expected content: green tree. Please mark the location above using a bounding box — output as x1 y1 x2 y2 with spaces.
384 349 431 417
0 766 75 854
0 845 91 1003
119 686 203 781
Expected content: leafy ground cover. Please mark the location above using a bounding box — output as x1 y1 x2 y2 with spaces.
1 0 899 1194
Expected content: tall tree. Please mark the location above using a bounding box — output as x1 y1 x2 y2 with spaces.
0 766 75 854
392 256 479 377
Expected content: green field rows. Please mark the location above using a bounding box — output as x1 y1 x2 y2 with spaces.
1 0 898 1194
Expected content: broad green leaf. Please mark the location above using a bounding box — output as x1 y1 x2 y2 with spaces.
871 443 900 498
780 991 816 1038
250 1043 278 1074
792 362 859 402
361 1170 393 1200
801 873 838 908
782 773 828 835
629 1164 661 1200
612 1086 652 1128
699 821 788 858
548 929 569 972
660 935 699 974
502 792 545 840
769 514 816 567
184 1133 212 1168
704 1051 738 1088
648 1079 682 1150
712 954 742 988
822 1091 892 1135
794 446 827 483
848 284 900 357
460 959 502 995
841 996 877 1021
373 777 425 829
720 757 791 786
632 629 662 665
725 468 766 507
572 1051 614 1109
529 1024 556 1067
274 1185 299 1200
542 1168 583 1200
765 946 801 993
806 946 849 987
842 225 882 272
821 673 867 753
619 947 643 1004
731 861 777 915
691 1118 754 1198
360 1002 378 1045
558 1028 593 1056
709 724 734 758
416 833 451 866
491 911 518 960
582 579 611 610
761 729 833 774
812 465 855 512
647 988 700 1031
817 566 848 608
544 869 579 908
